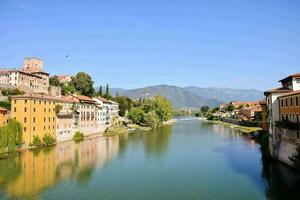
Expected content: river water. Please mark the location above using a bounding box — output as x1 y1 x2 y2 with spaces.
0 119 300 200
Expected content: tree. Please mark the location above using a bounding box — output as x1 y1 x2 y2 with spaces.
144 110 160 128
227 104 235 112
151 95 173 122
97 85 103 96
127 107 144 124
103 83 111 99
115 96 134 116
49 75 61 86
0 119 23 153
71 72 95 97
200 106 210 113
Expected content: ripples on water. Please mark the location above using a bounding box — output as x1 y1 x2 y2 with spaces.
0 120 300 200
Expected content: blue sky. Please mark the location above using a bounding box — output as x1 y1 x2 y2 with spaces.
0 0 299 90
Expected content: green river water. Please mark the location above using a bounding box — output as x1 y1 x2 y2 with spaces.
0 119 300 200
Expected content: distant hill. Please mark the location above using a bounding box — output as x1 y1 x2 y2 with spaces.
95 85 264 109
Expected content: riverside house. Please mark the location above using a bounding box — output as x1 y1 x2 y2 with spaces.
0 107 8 126
264 73 300 166
11 94 58 145
67 94 99 135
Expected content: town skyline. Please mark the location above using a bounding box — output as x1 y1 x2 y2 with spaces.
1 0 300 90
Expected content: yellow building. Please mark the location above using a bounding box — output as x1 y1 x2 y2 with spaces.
0 107 8 126
11 94 58 145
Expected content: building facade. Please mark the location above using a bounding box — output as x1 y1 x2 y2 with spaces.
264 73 300 166
11 94 58 145
0 107 8 127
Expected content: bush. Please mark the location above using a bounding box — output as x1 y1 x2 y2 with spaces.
128 107 144 124
144 110 160 128
0 101 11 110
0 119 23 153
289 146 300 170
73 131 84 142
42 133 56 146
32 135 42 146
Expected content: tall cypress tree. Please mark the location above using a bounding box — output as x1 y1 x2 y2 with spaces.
98 85 103 96
105 83 109 97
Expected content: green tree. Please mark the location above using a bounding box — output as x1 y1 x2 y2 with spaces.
97 85 103 96
49 75 61 86
144 110 160 128
103 83 111 99
227 104 235 112
42 133 56 146
71 72 95 97
128 107 144 124
115 96 134 116
151 96 173 122
200 106 210 113
0 119 23 153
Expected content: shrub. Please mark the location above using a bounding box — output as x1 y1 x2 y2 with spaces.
0 101 11 110
32 135 42 146
144 110 160 128
128 107 144 124
73 131 84 142
289 146 300 170
42 133 56 146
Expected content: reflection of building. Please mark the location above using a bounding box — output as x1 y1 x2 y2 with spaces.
2 134 123 199
264 73 300 166
0 107 8 126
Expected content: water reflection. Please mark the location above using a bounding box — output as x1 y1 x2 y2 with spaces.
0 135 124 200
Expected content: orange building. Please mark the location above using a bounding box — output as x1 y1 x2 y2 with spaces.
0 107 8 126
278 91 300 123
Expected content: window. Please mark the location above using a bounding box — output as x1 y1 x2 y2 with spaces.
44 108 46 112
34 100 36 104
297 132 300 139
33 117 35 123
24 127 26 132
25 100 27 104
44 117 46 122
291 98 293 107
24 107 27 112
49 108 51 112
297 97 299 107
33 108 36 112
44 126 46 130
286 99 288 107
14 107 16 112
33 127 35 132
49 117 50 122
48 126 50 130
14 100 17 104
24 117 27 123
281 100 284 107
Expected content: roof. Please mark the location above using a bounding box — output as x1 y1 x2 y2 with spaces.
94 96 111 104
264 87 291 96
0 107 8 112
279 73 300 82
68 94 96 103
31 71 49 75
278 90 300 98
11 93 76 103
230 101 260 106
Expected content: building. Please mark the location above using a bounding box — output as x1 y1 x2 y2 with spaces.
22 57 44 73
264 73 300 166
0 58 50 94
57 75 72 85
0 107 8 126
240 105 262 120
93 97 109 131
230 101 260 108
67 94 98 135
11 94 58 145
55 96 78 142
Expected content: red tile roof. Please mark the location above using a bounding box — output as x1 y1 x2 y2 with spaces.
278 90 300 98
68 94 96 103
94 96 111 104
264 87 291 95
0 107 8 112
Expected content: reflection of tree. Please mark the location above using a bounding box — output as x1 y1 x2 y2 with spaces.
75 166 93 183
0 154 22 187
144 125 172 157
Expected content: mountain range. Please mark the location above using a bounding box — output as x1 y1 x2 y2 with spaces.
96 85 264 109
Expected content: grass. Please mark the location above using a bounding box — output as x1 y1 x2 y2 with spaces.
206 120 262 134
104 126 129 136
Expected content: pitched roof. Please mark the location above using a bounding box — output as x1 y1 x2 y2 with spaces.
0 107 8 112
68 94 96 103
279 73 300 82
94 96 111 104
264 87 291 96
278 90 300 98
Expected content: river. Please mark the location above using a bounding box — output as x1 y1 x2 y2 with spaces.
0 119 300 200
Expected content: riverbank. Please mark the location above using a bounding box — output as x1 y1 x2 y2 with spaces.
205 119 262 134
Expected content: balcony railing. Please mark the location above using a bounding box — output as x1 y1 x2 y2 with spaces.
276 120 300 131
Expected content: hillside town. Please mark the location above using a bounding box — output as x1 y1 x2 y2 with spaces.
0 57 119 146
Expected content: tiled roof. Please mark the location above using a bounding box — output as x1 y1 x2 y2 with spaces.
264 87 291 95
0 107 8 112
11 94 76 103
230 101 260 106
95 96 111 104
278 90 300 98
69 94 96 103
